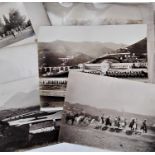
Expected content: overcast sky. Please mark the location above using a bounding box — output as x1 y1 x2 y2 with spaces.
66 71 155 116
39 25 146 45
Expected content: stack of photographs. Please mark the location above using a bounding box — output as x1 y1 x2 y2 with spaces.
0 2 59 152
38 2 155 152
38 3 155 151
39 2 155 110
38 24 148 109
0 2 155 152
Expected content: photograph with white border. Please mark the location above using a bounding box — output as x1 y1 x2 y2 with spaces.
59 71 155 152
38 25 148 109
0 2 35 48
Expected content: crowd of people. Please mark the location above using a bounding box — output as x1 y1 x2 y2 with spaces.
65 112 148 134
106 70 147 78
99 115 147 133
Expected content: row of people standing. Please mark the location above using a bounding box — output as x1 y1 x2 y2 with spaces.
101 115 147 133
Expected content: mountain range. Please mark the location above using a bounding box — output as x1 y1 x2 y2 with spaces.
39 40 127 67
66 102 155 126
39 38 146 67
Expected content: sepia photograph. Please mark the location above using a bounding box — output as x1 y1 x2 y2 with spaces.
38 25 147 108
59 71 155 152
0 77 62 151
43 2 154 84
0 2 34 48
44 2 151 25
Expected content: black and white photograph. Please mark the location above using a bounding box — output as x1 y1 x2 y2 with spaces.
38 25 147 108
0 78 62 151
59 71 155 152
0 2 34 48
44 2 151 25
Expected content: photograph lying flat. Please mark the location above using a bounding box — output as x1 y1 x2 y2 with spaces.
0 2 34 48
0 78 61 151
59 71 155 152
38 25 147 109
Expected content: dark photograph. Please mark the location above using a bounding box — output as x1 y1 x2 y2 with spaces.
38 25 147 108
0 2 34 48
59 71 155 152
0 78 61 151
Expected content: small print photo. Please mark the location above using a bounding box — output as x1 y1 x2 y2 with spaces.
59 71 155 152
38 24 148 108
0 2 34 48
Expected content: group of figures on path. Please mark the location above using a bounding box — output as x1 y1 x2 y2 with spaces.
65 112 148 135
0 9 32 40
0 25 30 39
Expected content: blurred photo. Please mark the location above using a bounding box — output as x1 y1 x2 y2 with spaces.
38 25 147 108
0 3 34 48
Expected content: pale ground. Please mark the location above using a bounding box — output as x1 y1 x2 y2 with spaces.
0 27 34 48
59 124 155 152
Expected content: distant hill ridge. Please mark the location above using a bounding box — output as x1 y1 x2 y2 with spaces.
39 40 127 67
65 102 155 126
39 38 146 67
127 38 147 55
116 38 147 56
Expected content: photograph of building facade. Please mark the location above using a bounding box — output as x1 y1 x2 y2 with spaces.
38 25 147 108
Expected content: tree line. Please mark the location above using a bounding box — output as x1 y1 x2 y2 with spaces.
0 9 32 37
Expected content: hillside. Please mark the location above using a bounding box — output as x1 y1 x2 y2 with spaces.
116 38 147 56
39 40 127 67
39 38 147 67
39 40 114 58
65 102 155 126
67 52 93 66
128 38 147 56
